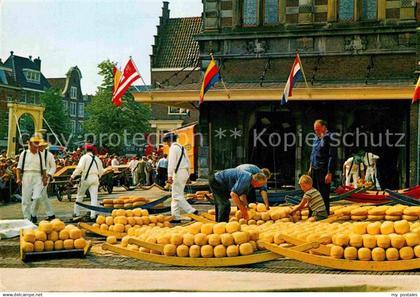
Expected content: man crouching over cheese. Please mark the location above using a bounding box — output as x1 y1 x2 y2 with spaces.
209 168 267 222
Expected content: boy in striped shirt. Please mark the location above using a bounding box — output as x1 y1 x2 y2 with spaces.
290 175 328 221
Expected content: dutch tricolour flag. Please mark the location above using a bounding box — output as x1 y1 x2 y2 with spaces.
281 54 302 105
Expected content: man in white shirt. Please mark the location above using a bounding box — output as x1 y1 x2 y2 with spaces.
163 133 197 222
70 144 104 221
128 156 139 186
363 152 380 189
32 140 56 221
16 134 48 223
343 155 365 188
111 155 120 167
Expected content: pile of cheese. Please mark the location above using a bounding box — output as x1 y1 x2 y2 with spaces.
207 203 305 225
332 205 420 222
107 221 260 258
101 196 150 208
22 219 87 253
93 209 172 233
259 219 420 261
186 191 213 201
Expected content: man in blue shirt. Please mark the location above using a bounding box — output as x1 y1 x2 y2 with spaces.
309 119 336 215
209 168 267 222
156 154 168 187
236 164 271 209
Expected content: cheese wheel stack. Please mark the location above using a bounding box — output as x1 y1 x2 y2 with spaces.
93 209 173 233
101 196 149 209
21 219 87 253
108 221 260 258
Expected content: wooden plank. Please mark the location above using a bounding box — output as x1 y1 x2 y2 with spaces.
127 238 164 253
278 234 331 256
201 213 216 221
263 243 420 271
184 213 214 223
102 243 281 267
79 222 126 239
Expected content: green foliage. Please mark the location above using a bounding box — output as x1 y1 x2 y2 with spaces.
84 60 151 153
40 88 71 141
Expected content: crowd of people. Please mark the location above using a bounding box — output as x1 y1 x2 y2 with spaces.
1 119 382 225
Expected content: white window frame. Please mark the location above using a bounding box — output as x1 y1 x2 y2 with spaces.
78 103 84 118
70 102 77 117
168 106 188 115
23 70 40 83
70 86 77 99
63 100 68 112
77 121 83 133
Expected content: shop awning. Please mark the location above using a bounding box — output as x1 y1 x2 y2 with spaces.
133 82 414 108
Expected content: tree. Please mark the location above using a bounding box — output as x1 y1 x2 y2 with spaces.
40 88 71 145
84 60 151 154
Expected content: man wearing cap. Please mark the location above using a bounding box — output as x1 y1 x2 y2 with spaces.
32 140 56 221
236 164 271 210
16 134 48 222
163 133 198 222
209 168 268 222
70 144 104 221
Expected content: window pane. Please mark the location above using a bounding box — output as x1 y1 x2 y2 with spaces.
265 0 279 23
338 0 354 21
361 0 377 20
243 0 258 25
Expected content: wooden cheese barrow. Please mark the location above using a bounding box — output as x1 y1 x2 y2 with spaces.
101 237 320 267
263 234 420 271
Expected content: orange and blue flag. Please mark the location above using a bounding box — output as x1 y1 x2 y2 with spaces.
200 58 221 104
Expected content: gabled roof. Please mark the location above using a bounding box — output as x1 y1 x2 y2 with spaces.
47 66 82 96
4 53 50 91
152 17 202 69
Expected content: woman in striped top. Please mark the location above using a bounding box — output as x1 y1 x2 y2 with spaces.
290 175 328 221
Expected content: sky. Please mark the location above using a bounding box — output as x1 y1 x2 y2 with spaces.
0 0 202 94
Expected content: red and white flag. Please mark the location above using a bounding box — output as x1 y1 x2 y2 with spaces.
112 58 140 107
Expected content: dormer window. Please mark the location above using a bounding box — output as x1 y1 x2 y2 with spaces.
70 86 77 99
23 69 40 83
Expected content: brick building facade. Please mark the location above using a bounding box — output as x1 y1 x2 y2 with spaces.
135 1 419 189
48 66 89 135
148 2 200 146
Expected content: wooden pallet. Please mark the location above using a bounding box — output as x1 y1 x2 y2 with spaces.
184 213 214 223
79 222 127 239
263 235 420 271
20 230 91 262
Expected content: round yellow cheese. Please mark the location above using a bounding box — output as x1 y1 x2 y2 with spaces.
371 247 386 261
63 239 74 250
194 233 208 246
74 238 86 249
399 246 414 260
106 236 117 244
344 247 358 260
213 223 226 234
39 221 53 234
366 222 381 235
225 222 240 233
34 240 44 252
214 245 227 258
35 230 47 242
183 233 195 246
163 244 177 256
357 247 372 261
386 248 399 260
54 240 63 250
233 232 250 245
394 220 410 234
226 245 239 257
201 245 214 258
330 245 344 259
189 245 201 258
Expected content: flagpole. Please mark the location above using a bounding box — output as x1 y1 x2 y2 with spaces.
296 50 310 90
130 56 153 98
209 53 230 99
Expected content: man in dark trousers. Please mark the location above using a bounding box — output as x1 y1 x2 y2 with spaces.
308 119 336 215
209 168 267 222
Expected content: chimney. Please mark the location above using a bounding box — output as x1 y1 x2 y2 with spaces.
34 56 41 70
29 55 32 60
10 51 14 56
160 1 169 26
